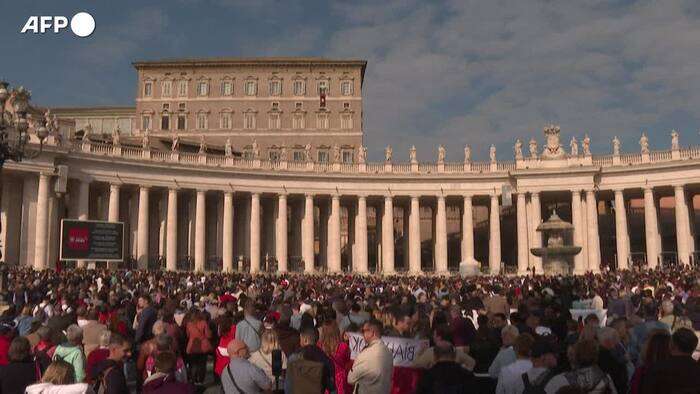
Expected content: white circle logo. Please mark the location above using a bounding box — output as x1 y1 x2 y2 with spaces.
70 12 95 37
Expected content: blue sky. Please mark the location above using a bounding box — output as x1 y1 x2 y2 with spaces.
3 0 700 161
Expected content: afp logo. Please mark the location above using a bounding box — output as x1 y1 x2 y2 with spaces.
21 12 95 37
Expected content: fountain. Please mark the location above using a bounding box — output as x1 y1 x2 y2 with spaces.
530 210 582 275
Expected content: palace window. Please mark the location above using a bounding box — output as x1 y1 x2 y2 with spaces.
244 81 257 96
342 150 354 163
142 115 151 130
293 151 305 162
341 81 352 96
196 113 208 129
243 150 254 160
343 102 350 109
244 112 256 129
162 81 172 97
269 80 282 96
269 150 281 162
295 102 303 110
272 102 279 111
178 80 188 97
269 113 280 130
178 103 186 111
316 113 329 129
221 81 233 96
197 81 209 96
293 113 305 129
317 150 329 163
177 115 186 130
161 115 170 131
293 80 305 96
220 113 232 129
144 82 153 97
341 114 352 130
162 103 170 111
318 80 328 95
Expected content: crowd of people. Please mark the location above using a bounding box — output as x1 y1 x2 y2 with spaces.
0 265 698 393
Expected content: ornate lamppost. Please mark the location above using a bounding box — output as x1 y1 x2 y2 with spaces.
0 80 49 293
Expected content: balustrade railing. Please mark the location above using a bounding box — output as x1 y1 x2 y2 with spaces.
69 140 700 176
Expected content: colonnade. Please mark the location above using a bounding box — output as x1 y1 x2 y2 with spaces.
6 172 698 274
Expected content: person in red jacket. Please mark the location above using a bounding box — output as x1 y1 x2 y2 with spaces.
214 316 236 378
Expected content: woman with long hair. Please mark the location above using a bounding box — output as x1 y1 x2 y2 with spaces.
25 360 92 394
319 320 351 394
0 336 40 394
249 329 287 391
629 329 671 394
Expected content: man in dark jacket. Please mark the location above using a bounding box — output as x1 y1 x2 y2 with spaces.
642 328 700 394
416 343 474 394
94 333 132 394
286 325 335 393
135 294 157 345
597 327 629 394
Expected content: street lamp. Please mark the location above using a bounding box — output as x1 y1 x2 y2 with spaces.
0 80 50 291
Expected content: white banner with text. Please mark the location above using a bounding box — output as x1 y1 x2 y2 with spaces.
347 332 429 367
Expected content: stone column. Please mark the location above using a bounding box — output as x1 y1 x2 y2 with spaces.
586 190 601 272
76 180 90 268
327 195 341 273
675 185 691 265
643 187 660 268
194 190 206 271
613 189 630 270
108 184 120 222
530 192 543 273
223 192 234 272
516 192 529 274
166 188 178 271
250 193 261 273
302 194 314 273
276 193 288 272
382 196 395 274
355 196 368 273
409 196 421 274
435 195 448 273
136 187 150 269
34 174 51 270
461 195 475 266
489 194 501 275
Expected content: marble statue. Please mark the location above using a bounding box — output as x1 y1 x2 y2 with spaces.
142 130 150 150
385 145 393 162
199 135 207 154
489 144 496 163
252 140 260 159
171 134 179 152
529 138 538 159
464 144 471 163
514 139 523 160
84 123 93 137
640 132 649 154
112 127 121 147
582 134 591 156
333 144 341 163
570 137 578 156
359 146 367 164
438 145 446 163
612 136 620 155
671 130 679 150
541 125 566 159
281 147 288 162
305 144 312 162
225 138 232 157
409 145 417 163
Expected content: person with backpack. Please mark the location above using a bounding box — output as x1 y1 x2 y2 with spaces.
544 339 617 394
52 324 87 383
509 337 559 394
185 310 212 386
92 333 132 394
